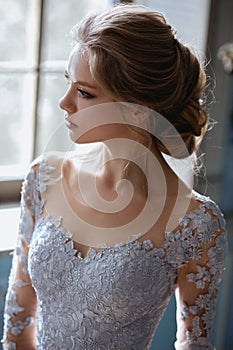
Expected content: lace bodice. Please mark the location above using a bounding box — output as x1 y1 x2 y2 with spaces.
2 155 227 350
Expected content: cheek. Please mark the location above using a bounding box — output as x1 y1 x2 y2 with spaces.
77 97 93 110
77 97 109 113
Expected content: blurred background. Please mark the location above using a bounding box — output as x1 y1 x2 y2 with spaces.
0 0 232 349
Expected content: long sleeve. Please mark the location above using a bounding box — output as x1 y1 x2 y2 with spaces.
2 166 39 350
174 200 227 349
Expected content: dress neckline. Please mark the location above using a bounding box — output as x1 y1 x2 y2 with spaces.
36 160 217 255
37 191 214 261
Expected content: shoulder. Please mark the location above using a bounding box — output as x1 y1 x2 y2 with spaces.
20 152 70 215
191 191 226 232
25 151 86 192
178 191 228 255
28 151 70 180
22 152 66 194
169 191 228 270
30 151 66 171
30 151 85 172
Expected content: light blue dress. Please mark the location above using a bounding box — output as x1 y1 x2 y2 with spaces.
2 156 227 349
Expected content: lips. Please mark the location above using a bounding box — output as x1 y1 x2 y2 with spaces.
65 120 79 129
65 115 78 129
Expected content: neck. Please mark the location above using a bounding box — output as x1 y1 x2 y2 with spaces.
96 140 175 198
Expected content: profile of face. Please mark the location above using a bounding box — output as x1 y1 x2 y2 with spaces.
59 44 143 144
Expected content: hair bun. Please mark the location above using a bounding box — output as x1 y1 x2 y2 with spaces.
175 99 207 137
73 5 208 159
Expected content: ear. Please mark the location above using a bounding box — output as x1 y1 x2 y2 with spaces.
131 106 151 125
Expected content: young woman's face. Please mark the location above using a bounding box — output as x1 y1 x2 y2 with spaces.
59 44 133 144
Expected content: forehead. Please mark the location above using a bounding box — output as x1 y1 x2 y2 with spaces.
67 43 94 83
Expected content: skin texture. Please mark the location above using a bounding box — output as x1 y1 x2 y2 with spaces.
3 7 225 348
57 43 196 256
59 44 179 195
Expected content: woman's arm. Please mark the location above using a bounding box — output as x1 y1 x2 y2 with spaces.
175 205 227 350
2 166 39 350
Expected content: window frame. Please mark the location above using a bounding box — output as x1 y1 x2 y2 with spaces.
1 0 43 203
0 0 213 204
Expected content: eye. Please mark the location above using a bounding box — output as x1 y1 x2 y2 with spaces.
76 88 94 99
64 72 71 85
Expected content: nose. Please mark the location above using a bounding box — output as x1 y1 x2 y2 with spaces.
59 88 78 115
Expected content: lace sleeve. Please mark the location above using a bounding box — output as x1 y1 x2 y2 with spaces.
2 164 40 350
174 200 227 350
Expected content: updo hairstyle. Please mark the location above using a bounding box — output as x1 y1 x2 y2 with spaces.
71 4 208 158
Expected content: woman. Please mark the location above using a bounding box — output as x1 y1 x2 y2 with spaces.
2 4 227 349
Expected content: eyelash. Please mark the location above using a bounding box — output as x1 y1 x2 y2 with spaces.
76 88 94 99
64 75 94 99
65 74 70 84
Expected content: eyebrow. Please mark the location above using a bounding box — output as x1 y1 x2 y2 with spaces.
64 70 97 90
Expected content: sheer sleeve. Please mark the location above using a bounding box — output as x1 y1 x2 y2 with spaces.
1 164 41 350
174 200 227 350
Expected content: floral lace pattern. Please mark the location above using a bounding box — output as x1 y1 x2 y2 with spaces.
2 156 227 350
2 157 55 349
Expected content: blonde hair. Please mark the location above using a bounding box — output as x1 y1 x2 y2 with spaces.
71 4 208 158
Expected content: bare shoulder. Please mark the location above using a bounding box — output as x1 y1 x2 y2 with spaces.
36 151 81 178
42 151 67 168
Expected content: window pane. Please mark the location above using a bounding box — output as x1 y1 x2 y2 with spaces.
41 0 110 61
147 0 210 55
0 0 31 62
36 73 72 156
0 73 35 177
0 0 39 180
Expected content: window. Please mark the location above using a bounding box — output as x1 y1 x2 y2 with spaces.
147 0 211 56
0 0 110 202
0 0 211 203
